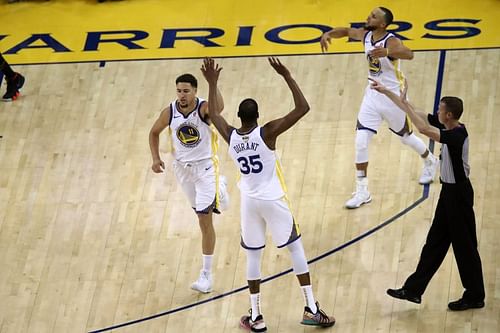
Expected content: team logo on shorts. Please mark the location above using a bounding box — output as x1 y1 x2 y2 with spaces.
177 124 200 147
367 54 381 76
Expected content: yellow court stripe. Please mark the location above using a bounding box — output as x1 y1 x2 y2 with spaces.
0 0 499 64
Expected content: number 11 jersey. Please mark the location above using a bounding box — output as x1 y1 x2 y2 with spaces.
228 126 286 200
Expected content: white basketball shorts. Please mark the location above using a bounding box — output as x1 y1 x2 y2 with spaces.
357 87 409 134
172 158 218 213
240 194 300 249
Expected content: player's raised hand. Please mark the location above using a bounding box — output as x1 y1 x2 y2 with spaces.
201 58 222 85
268 57 291 78
320 32 332 52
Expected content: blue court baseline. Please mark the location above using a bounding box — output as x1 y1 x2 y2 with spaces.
87 50 447 333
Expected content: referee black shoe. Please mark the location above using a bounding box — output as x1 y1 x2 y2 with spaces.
387 288 421 304
448 298 485 311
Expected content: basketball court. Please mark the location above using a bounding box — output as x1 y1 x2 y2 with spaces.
0 1 499 332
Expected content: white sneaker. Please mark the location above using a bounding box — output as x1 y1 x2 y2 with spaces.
345 191 372 209
218 175 230 211
419 154 439 184
191 270 212 293
345 177 371 209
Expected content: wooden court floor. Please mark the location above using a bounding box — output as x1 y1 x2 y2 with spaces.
0 49 499 332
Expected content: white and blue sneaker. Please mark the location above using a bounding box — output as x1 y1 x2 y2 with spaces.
191 269 212 293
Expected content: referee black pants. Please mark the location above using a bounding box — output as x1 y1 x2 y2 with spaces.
403 179 485 301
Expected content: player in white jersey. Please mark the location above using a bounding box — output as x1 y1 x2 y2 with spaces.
149 73 229 294
201 58 335 332
320 7 439 209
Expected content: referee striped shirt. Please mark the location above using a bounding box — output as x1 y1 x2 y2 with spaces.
428 114 470 184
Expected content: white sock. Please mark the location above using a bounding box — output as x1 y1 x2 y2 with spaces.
355 176 369 193
356 170 366 179
250 293 261 320
301 285 317 313
202 254 213 273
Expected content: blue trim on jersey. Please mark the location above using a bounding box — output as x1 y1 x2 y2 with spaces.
175 97 200 119
228 128 236 142
383 35 397 61
277 234 302 249
193 206 210 214
235 125 259 136
382 35 395 48
168 103 173 126
363 30 370 43
356 125 377 134
198 99 210 125
258 126 275 151
388 127 412 137
258 126 270 151
240 236 266 250
194 198 220 215
371 32 390 46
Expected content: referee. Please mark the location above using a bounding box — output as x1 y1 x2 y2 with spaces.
371 78 485 311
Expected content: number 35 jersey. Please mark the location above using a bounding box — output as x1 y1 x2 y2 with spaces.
228 126 286 200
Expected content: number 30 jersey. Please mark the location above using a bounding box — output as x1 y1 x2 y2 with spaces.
228 126 286 200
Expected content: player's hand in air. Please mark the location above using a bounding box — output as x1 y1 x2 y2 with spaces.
201 58 222 85
268 57 291 78
320 32 332 53
152 159 165 173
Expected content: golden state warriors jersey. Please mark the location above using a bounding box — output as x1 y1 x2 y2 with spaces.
364 31 405 92
228 126 286 200
169 97 218 163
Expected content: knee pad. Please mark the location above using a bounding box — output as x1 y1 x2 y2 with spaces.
355 130 374 164
400 133 426 155
287 239 309 275
246 249 263 280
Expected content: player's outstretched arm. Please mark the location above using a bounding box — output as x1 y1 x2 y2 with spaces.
262 57 310 148
320 27 365 52
201 58 234 144
370 79 440 141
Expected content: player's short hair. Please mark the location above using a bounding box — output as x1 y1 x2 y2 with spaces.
379 7 394 26
441 96 464 120
238 98 259 122
176 74 198 88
